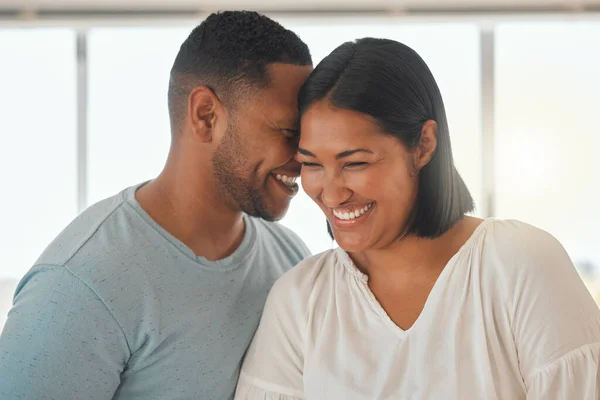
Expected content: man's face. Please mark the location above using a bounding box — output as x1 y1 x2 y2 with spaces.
212 63 313 221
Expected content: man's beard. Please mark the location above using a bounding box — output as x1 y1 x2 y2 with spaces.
212 126 277 221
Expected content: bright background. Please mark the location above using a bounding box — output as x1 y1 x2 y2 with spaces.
2 1 600 325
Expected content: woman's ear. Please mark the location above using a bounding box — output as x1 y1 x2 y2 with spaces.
414 120 438 170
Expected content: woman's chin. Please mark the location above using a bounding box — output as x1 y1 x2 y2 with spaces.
334 234 370 253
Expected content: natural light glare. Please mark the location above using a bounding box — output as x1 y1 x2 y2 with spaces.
495 21 600 299
87 26 193 205
0 29 78 281
495 130 560 198
1 18 600 307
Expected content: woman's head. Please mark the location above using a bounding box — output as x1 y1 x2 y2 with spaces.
297 38 473 253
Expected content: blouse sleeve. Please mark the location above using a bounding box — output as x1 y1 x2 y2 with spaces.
526 343 600 399
234 268 307 400
496 222 600 398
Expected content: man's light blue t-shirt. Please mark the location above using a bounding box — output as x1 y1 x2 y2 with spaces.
0 184 310 399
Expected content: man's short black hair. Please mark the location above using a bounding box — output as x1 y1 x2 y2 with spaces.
168 11 312 132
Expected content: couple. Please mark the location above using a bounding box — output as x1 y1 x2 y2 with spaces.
1 11 599 400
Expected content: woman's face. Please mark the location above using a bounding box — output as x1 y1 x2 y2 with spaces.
298 100 436 253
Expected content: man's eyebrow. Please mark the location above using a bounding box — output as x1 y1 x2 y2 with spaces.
297 148 316 157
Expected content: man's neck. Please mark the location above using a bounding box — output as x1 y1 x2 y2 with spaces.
135 169 246 261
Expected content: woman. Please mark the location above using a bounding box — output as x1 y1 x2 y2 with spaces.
234 38 600 399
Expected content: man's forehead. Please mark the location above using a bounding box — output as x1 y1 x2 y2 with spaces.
259 84 298 107
265 63 312 94
240 89 298 127
243 64 311 124
254 85 299 115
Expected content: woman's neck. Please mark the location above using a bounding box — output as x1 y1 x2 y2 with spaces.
349 216 483 282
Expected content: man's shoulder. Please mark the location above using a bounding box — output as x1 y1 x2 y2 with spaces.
249 216 311 260
32 185 156 301
18 187 164 351
35 189 130 268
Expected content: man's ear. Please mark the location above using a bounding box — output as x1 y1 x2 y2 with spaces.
188 86 223 143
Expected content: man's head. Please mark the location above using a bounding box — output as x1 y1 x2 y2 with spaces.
168 11 313 221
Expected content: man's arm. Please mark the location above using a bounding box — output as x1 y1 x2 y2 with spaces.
0 264 130 400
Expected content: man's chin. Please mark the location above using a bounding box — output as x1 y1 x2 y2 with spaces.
242 185 295 221
256 198 293 222
257 206 288 222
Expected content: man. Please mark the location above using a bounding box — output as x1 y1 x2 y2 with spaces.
0 11 313 400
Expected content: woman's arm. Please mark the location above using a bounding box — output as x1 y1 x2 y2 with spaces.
500 223 600 398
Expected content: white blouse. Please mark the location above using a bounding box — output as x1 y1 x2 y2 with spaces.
235 219 600 400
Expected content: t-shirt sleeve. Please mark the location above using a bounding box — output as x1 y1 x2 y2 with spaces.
496 222 600 397
0 264 130 400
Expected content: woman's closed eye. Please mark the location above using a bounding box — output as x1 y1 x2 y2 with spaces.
343 162 368 168
300 161 322 168
300 161 369 169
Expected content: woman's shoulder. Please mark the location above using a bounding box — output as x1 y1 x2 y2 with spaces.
481 218 566 258
476 218 573 283
255 249 344 332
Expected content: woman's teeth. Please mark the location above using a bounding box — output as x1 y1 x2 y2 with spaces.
333 203 374 220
